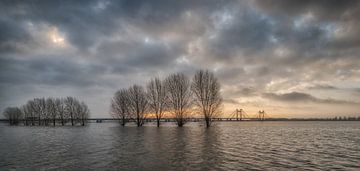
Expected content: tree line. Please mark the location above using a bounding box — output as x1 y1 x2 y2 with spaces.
111 69 223 127
2 97 89 126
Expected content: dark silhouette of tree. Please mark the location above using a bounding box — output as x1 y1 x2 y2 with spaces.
80 102 90 126
4 97 89 126
64 97 76 126
3 107 23 125
165 73 192 127
111 89 130 126
32 98 46 125
55 98 66 126
26 100 37 125
128 85 148 127
147 77 168 127
46 98 57 126
192 70 222 127
22 104 31 126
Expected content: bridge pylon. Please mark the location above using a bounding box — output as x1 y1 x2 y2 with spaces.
258 110 266 121
236 109 244 121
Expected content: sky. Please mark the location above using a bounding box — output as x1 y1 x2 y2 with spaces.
1 0 359 118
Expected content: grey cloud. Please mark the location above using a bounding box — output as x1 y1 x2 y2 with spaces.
96 39 182 69
307 84 338 90
262 92 359 105
0 1 359 117
237 87 258 96
223 98 240 105
0 56 106 87
253 0 359 21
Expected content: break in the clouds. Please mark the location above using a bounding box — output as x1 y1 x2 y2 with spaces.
1 0 359 118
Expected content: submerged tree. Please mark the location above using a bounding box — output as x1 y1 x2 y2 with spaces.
3 107 23 125
33 98 46 125
7 97 89 126
64 97 77 126
78 102 90 126
165 73 192 127
192 70 222 127
111 89 130 126
147 77 168 127
46 98 57 126
55 98 66 126
22 104 31 126
128 85 148 127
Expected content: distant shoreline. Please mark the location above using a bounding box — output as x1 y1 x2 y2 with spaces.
1 118 359 123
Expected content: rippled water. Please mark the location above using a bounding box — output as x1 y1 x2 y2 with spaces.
1 121 359 170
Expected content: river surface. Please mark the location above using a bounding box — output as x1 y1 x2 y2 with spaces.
0 121 359 170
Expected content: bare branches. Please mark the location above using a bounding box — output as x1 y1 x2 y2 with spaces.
3 107 23 125
110 89 130 126
146 77 168 127
192 70 222 127
111 71 222 127
80 102 90 126
127 85 148 127
165 73 192 127
3 97 89 126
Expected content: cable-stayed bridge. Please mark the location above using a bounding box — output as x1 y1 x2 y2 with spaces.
87 108 270 123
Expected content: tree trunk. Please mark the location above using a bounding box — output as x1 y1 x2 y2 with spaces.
178 119 184 127
121 116 125 126
71 112 74 126
205 117 210 127
157 119 160 127
61 115 64 126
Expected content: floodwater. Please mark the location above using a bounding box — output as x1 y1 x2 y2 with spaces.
0 121 359 170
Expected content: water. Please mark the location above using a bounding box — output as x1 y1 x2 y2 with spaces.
0 121 359 170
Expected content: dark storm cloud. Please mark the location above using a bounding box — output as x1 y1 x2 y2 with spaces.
0 56 106 87
0 19 32 53
223 98 240 105
253 0 359 20
0 0 360 116
307 84 338 90
262 92 358 105
254 0 360 52
207 6 274 60
0 0 224 51
96 39 182 70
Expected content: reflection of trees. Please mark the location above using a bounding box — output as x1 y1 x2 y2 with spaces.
167 125 223 170
199 125 223 170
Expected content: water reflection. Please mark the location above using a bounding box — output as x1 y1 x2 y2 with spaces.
0 122 360 170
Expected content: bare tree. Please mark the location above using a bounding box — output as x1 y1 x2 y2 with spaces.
3 107 23 125
26 100 37 125
147 77 168 127
111 89 130 126
32 98 46 125
80 102 90 126
192 70 222 127
55 98 66 126
4 97 89 127
46 98 57 126
22 104 31 126
64 97 76 126
128 85 148 127
165 73 192 127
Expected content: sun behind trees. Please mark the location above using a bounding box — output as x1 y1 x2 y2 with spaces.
111 69 223 127
2 97 90 126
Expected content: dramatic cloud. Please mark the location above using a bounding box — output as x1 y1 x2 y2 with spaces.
1 0 359 118
262 92 358 105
